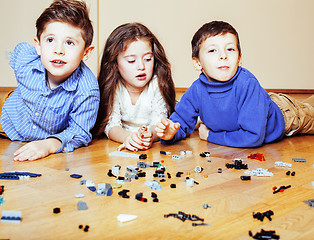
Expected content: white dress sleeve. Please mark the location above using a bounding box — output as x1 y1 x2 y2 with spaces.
104 89 122 138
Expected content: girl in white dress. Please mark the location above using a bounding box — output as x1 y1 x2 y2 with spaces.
93 23 176 152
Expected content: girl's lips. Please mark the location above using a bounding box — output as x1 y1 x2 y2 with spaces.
136 73 147 80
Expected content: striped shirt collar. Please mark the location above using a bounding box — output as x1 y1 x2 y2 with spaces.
33 57 82 92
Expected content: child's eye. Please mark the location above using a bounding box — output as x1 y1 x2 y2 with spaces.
144 57 152 62
125 56 135 63
208 49 215 53
227 48 235 51
47 38 54 43
66 40 74 46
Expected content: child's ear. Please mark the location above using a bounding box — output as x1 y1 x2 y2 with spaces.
192 57 203 71
34 37 41 56
238 54 242 67
83 45 95 61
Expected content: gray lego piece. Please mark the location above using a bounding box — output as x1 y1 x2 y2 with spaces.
137 161 150 168
303 199 314 207
293 158 306 162
77 201 88 210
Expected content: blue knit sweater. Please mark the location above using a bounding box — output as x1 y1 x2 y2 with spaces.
161 67 285 147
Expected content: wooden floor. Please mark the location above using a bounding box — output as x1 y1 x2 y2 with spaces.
0 131 313 240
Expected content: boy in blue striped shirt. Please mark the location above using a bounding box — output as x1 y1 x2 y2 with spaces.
0 0 100 161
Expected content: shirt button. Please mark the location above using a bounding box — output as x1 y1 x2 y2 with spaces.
63 147 67 151
32 125 36 129
35 112 39 116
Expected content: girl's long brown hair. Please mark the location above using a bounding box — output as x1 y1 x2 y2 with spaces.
92 22 176 137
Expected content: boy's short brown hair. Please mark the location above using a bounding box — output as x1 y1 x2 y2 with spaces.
191 21 241 59
36 0 93 48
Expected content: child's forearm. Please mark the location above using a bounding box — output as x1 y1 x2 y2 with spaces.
107 126 132 144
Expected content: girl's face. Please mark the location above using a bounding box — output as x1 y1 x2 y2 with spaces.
117 39 154 92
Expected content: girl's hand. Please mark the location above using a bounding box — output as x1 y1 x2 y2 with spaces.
117 132 142 152
117 126 152 152
139 125 153 149
198 123 210 141
156 118 180 140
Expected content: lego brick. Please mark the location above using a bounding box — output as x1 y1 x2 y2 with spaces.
1 210 22 223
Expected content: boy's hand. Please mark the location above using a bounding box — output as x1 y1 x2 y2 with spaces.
198 123 210 141
156 118 180 140
13 138 62 161
117 125 153 152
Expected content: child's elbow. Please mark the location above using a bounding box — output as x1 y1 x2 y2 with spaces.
245 134 265 148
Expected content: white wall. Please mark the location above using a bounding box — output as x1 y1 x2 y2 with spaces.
1 0 314 89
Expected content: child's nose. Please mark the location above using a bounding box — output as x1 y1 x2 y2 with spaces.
137 60 145 70
219 51 228 60
54 43 65 55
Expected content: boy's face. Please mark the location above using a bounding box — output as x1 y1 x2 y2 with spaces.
193 33 241 82
34 22 94 87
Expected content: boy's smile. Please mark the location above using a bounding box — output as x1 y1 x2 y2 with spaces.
193 33 241 82
34 22 93 88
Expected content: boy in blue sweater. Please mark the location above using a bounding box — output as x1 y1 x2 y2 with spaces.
0 0 100 161
156 21 314 147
